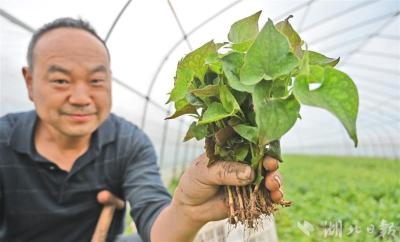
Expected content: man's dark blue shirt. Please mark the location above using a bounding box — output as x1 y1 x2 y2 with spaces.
0 111 172 242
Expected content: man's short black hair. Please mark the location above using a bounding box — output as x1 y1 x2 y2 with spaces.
27 17 110 70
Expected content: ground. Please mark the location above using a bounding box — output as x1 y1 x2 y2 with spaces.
125 155 400 241
275 155 400 242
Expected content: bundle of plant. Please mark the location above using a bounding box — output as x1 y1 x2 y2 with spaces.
166 11 358 228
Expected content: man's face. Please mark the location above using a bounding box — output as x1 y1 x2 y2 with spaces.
23 28 112 138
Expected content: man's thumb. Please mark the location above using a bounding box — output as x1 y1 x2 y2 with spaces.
97 190 125 209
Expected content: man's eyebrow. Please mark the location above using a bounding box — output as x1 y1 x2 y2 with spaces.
91 65 108 74
47 65 70 75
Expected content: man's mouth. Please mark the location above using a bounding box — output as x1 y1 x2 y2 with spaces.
64 113 96 122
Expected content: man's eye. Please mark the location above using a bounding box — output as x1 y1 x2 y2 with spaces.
91 79 104 85
53 79 69 85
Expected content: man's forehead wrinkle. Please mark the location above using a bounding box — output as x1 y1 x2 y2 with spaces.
47 65 71 74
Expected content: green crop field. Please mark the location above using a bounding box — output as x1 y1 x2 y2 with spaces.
274 155 400 242
126 155 400 241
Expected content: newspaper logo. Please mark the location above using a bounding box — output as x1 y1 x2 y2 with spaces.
297 220 315 236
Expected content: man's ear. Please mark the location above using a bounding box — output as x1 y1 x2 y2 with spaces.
22 67 34 101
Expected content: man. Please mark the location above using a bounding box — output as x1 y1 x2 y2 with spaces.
0 18 284 242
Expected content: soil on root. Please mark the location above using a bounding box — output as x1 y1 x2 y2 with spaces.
225 183 292 229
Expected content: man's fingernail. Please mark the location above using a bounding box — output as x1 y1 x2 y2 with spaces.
238 166 252 180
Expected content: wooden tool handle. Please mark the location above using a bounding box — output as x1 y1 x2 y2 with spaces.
91 205 117 242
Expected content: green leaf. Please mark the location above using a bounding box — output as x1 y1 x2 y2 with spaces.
175 98 189 110
219 84 242 114
165 103 197 120
205 52 219 63
308 65 325 83
275 15 303 58
233 124 258 144
240 19 299 85
306 50 340 67
227 117 242 127
231 40 254 53
298 45 310 75
205 52 223 74
271 77 290 98
167 68 194 103
221 52 254 93
191 84 219 97
245 111 256 126
183 122 208 141
185 92 204 107
199 102 231 124
232 144 249 161
228 11 261 44
179 40 217 82
293 66 359 146
212 76 221 85
252 81 300 146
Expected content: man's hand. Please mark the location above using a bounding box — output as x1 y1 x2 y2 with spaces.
92 190 125 242
151 154 284 242
97 190 125 209
172 154 284 224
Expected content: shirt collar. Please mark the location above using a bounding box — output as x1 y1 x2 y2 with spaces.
8 110 116 155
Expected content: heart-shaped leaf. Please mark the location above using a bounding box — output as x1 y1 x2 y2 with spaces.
228 11 261 44
240 19 299 85
275 15 303 58
294 66 359 146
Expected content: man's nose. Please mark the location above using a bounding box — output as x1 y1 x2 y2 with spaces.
68 83 91 106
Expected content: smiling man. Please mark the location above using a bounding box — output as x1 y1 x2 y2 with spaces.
23 23 112 172
0 18 285 242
